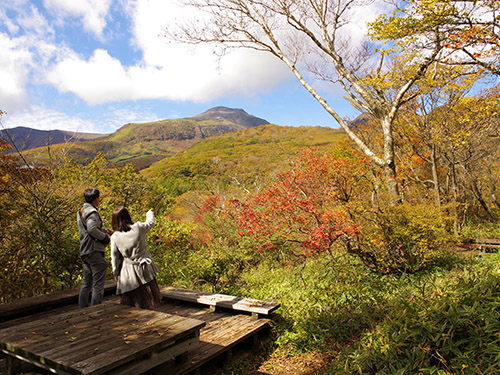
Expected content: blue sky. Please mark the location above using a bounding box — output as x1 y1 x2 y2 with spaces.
0 0 371 134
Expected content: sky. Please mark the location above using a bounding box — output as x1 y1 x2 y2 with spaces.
0 0 378 134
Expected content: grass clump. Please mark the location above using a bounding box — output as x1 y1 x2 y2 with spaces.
223 250 500 374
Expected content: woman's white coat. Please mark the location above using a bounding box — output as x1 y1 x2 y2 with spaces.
110 210 158 294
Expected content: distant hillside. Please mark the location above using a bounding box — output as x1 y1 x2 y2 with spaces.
143 124 347 220
0 127 103 153
20 107 269 169
144 124 347 183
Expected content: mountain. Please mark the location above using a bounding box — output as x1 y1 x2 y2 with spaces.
194 106 269 128
20 107 270 169
0 127 103 153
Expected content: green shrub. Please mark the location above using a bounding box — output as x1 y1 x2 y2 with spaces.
148 215 196 286
148 214 255 292
236 257 401 352
348 203 451 274
184 242 254 293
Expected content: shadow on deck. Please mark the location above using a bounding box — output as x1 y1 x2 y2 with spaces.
0 282 280 375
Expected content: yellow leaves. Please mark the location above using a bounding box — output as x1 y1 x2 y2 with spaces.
360 75 393 91
368 0 500 75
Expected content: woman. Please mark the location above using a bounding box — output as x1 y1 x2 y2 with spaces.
110 207 162 309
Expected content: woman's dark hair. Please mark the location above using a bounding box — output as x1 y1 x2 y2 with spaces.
84 188 100 203
112 207 134 232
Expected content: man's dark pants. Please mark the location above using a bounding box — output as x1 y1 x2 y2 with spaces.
79 251 107 308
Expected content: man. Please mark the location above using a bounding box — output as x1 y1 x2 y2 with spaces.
77 188 111 308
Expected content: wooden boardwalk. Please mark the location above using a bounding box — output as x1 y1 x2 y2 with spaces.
0 283 280 375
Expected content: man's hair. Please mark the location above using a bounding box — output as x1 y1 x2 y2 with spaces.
84 188 100 204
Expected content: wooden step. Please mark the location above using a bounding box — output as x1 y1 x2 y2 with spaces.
160 287 280 318
474 238 500 245
147 312 270 375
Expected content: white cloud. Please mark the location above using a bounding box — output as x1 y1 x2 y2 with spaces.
342 2 391 46
46 49 136 104
0 33 32 111
0 0 390 132
2 106 104 133
18 4 54 36
102 106 161 130
43 0 112 37
44 0 290 105
0 7 19 34
0 3 63 113
1 104 170 134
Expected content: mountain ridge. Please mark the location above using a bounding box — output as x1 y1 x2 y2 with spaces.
0 127 103 153
16 106 271 169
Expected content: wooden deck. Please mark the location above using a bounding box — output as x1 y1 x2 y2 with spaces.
0 283 280 375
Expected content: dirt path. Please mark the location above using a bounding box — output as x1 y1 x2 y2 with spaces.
247 351 333 374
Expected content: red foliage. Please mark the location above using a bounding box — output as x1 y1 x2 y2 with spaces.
227 148 369 255
199 194 223 216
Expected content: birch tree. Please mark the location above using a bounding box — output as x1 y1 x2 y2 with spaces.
164 0 449 202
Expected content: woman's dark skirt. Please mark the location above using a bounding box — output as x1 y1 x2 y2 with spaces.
120 278 162 310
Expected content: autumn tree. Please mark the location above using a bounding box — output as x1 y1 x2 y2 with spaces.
369 0 500 210
101 162 149 212
0 149 112 301
227 147 369 258
392 78 500 233
0 119 154 301
164 0 476 202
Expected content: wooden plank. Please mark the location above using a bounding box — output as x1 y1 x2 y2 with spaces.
105 336 199 375
1 289 277 375
0 303 124 347
0 298 111 331
0 280 116 323
62 316 199 372
475 238 500 245
2 349 75 375
5 354 22 375
1 352 73 375
478 244 500 249
55 311 193 364
200 315 265 346
0 303 205 375
36 306 171 361
160 287 280 316
60 311 204 374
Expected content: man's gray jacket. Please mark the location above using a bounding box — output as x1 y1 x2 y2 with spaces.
77 202 109 257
